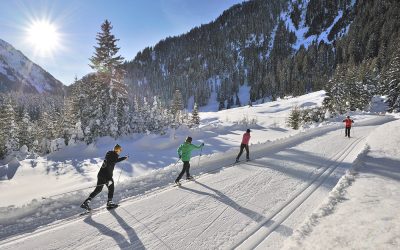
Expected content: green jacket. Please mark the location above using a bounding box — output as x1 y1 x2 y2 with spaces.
177 142 203 161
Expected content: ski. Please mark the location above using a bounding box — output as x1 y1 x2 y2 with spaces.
174 177 196 187
106 204 119 210
79 204 118 216
79 209 93 216
233 159 250 165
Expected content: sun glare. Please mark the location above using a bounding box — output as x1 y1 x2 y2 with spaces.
26 20 61 57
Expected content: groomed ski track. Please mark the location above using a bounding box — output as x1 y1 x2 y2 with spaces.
0 116 393 250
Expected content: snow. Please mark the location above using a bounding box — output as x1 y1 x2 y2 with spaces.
284 118 400 250
317 11 343 44
0 90 398 249
279 1 351 50
266 23 278 58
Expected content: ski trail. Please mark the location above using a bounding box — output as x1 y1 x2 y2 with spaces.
0 116 392 250
234 135 366 249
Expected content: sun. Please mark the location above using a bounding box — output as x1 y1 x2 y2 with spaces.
26 20 61 57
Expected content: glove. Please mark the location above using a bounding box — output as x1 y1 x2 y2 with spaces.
106 180 113 186
201 143 204 147
178 154 182 159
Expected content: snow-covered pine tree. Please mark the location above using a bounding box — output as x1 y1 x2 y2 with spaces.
18 110 33 151
326 65 349 113
151 96 167 133
0 98 19 156
141 97 151 133
89 19 129 139
37 111 51 153
172 89 184 126
89 19 124 76
287 105 301 130
62 96 79 145
190 102 200 128
385 42 400 112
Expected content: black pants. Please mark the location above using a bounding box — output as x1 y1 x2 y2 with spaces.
176 161 191 181
88 176 114 201
345 127 351 137
236 143 249 160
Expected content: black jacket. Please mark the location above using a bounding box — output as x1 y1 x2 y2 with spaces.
98 151 127 180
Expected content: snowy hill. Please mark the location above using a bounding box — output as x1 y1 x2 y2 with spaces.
0 39 64 94
0 91 398 249
124 0 400 111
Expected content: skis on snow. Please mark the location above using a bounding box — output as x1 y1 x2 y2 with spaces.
174 177 195 187
79 204 119 216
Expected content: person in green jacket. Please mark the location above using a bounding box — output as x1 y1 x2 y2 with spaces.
175 136 204 185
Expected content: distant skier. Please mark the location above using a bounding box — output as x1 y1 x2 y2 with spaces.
235 129 251 163
80 144 128 211
343 116 354 138
175 137 204 185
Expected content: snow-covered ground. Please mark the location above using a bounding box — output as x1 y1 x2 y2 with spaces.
0 91 398 249
284 118 400 250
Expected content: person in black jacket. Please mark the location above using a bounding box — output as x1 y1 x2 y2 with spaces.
81 144 128 210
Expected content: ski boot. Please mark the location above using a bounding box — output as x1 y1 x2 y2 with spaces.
186 175 194 181
107 200 118 210
80 199 91 211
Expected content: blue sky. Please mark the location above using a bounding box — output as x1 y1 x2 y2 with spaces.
0 0 243 85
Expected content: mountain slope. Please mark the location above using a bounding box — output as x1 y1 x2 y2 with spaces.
124 0 400 110
0 39 64 95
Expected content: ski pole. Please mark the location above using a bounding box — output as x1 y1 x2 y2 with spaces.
116 165 124 186
116 155 130 185
173 158 181 170
197 146 203 168
41 182 107 200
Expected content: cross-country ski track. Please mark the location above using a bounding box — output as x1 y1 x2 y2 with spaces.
0 115 393 250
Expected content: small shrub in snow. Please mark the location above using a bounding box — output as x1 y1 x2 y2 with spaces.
287 106 301 130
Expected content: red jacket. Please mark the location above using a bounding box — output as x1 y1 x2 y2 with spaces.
241 132 251 145
343 118 354 128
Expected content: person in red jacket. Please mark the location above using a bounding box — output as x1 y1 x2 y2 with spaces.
342 116 354 138
235 129 251 163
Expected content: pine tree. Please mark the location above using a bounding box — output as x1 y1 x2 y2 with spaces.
287 106 301 130
190 103 200 128
172 89 184 125
88 19 129 140
18 110 33 150
326 65 349 114
385 43 400 112
62 96 78 145
0 98 19 156
89 19 124 77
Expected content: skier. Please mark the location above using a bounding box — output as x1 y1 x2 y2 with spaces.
235 129 251 163
342 116 354 138
175 137 204 186
80 144 128 211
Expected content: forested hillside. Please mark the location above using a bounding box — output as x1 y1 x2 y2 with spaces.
124 0 400 111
